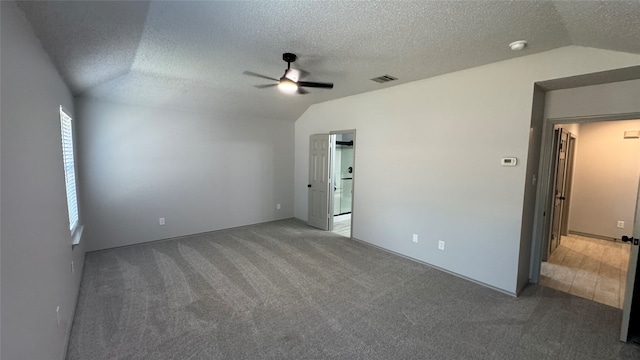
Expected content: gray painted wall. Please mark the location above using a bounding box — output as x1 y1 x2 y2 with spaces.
1 2 86 359
77 99 294 251
567 120 640 239
545 79 640 119
294 46 640 294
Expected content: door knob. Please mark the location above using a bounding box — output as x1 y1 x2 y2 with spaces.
559 197 566 200
307 184 312 188
622 236 639 245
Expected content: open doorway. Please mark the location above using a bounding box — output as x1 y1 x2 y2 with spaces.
307 130 356 237
539 120 640 309
330 131 355 237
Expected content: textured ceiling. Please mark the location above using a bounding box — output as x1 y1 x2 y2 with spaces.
15 1 640 122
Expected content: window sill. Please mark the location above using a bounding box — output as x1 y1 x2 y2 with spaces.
71 225 84 249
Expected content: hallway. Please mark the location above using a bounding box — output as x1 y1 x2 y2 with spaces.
540 234 631 309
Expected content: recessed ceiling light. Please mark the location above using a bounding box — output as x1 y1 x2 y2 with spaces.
509 40 527 51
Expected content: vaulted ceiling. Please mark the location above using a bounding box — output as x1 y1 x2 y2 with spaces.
16 1 640 122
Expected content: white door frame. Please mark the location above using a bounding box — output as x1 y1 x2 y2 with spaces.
330 129 356 238
530 112 640 283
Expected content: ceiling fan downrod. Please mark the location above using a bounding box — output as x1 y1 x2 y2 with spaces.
282 52 297 67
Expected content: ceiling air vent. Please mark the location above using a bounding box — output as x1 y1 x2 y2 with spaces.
370 75 398 84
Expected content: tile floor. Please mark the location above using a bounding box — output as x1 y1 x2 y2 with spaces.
540 234 631 308
332 219 351 237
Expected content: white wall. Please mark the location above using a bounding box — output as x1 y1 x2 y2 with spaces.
294 46 640 294
568 120 640 239
1 2 85 359
77 98 294 251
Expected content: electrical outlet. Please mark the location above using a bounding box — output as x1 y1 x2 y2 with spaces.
412 234 418 243
159 217 165 225
438 240 445 251
617 221 624 229
277 203 281 210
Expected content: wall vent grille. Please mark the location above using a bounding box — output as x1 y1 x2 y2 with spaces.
370 75 398 83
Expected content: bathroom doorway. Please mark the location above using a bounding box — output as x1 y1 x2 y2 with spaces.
331 130 355 237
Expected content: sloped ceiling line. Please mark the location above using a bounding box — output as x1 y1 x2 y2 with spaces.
16 0 151 94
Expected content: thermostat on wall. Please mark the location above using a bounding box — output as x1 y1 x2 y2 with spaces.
501 157 517 166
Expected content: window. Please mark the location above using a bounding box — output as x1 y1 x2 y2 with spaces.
60 106 79 232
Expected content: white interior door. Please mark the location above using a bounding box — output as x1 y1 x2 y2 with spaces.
621 179 640 342
308 134 331 230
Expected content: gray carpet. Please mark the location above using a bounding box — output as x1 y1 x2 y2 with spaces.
67 219 640 360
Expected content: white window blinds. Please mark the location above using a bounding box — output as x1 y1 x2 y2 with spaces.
60 107 79 231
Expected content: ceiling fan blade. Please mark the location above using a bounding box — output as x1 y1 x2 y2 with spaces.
243 71 278 82
298 81 333 89
297 87 309 95
254 84 278 89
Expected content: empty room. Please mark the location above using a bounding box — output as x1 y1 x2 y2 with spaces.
2 1 640 359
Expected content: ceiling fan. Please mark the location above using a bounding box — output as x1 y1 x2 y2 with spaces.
243 53 334 94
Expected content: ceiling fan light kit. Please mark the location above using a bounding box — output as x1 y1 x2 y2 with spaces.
244 52 334 95
278 78 298 93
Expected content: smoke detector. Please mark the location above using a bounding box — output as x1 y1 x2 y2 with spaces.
509 40 527 51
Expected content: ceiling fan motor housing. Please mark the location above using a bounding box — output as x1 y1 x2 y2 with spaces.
282 53 297 63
